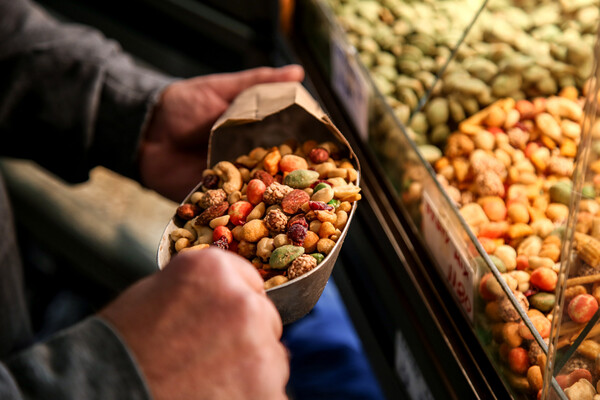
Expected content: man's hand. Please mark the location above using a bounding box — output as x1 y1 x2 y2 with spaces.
99 248 289 400
139 65 304 201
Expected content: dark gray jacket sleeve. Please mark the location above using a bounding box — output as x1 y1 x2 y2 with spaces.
0 0 176 182
0 317 152 400
0 0 176 398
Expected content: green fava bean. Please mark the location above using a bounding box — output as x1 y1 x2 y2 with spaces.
474 255 506 273
269 245 305 269
529 292 555 312
310 253 325 264
489 255 506 273
283 169 320 189
549 181 572 205
582 184 596 199
328 199 341 208
313 183 331 193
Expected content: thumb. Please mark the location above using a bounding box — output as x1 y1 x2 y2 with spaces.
203 65 305 102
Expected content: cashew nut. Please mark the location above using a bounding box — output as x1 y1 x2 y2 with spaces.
327 168 348 179
256 237 275 261
239 168 251 183
190 191 205 205
179 243 210 253
170 228 195 242
264 275 288 290
182 221 198 240
192 223 213 245
327 177 349 187
175 237 191 252
249 147 268 161
214 161 242 194
201 168 216 177
235 155 259 169
314 162 335 178
228 190 242 204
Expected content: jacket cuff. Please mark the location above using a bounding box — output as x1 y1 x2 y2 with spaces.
4 316 152 400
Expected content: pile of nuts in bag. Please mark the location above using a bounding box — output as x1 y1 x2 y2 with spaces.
168 140 361 290
430 83 600 397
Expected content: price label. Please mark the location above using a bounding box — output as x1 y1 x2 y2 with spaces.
330 37 369 141
422 190 474 321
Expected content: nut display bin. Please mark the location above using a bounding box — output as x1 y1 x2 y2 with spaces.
543 49 600 399
296 0 599 398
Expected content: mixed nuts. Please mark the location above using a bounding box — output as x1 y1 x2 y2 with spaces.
168 140 361 290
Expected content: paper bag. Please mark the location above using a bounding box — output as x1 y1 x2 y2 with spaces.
158 81 360 324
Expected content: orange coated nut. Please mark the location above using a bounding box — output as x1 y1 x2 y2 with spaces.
279 154 309 172
478 221 509 239
529 268 558 292
485 301 503 322
246 179 266 205
501 322 523 348
317 238 336 255
527 366 543 393
263 147 282 175
508 347 529 375
479 196 507 221
507 203 530 224
479 273 496 301
318 221 336 239
519 315 551 339
303 231 319 253
568 294 599 324
240 220 270 243
228 201 253 225
213 225 232 243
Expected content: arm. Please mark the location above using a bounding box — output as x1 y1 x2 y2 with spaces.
0 1 299 397
0 0 304 199
0 0 174 182
0 318 152 400
0 250 290 400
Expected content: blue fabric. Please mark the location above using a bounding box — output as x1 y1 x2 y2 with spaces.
283 279 386 400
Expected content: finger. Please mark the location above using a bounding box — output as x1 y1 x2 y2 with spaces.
206 249 284 336
174 248 266 295
264 342 290 399
257 293 284 338
205 65 305 102
214 249 268 293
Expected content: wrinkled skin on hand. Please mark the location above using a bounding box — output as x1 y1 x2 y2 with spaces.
139 65 305 202
99 248 289 400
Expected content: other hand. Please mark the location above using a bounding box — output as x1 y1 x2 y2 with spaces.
139 65 305 201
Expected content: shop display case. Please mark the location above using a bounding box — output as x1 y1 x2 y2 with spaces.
13 0 600 398
292 0 600 398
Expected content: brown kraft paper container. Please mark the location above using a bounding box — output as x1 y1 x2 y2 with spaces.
157 81 361 324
